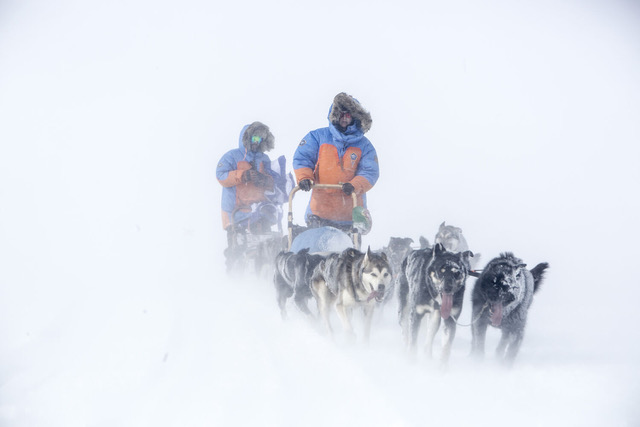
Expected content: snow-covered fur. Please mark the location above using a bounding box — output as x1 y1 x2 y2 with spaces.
328 92 372 133
397 243 474 363
242 121 274 152
273 249 326 319
310 247 391 343
470 253 549 365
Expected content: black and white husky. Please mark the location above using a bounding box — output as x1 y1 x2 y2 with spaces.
470 253 549 365
310 247 392 343
273 248 326 319
397 243 474 362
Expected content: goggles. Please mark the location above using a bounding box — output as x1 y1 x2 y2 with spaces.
339 112 352 120
251 135 263 144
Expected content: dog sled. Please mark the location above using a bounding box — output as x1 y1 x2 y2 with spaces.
224 207 286 275
224 156 293 275
287 183 370 253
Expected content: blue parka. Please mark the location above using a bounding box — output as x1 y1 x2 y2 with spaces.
216 123 274 229
293 94 379 224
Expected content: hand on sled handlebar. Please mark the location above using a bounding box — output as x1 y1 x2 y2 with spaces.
341 182 355 195
298 179 313 191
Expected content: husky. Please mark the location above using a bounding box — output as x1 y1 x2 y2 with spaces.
434 221 480 269
434 222 469 252
310 247 392 343
397 243 474 362
273 248 326 319
379 237 414 304
470 253 549 365
253 234 287 278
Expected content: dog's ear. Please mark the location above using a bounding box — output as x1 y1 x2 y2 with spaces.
380 251 388 262
365 246 373 261
434 242 445 256
439 221 446 230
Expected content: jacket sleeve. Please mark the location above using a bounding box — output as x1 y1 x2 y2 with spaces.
350 139 379 194
292 132 319 183
216 151 244 187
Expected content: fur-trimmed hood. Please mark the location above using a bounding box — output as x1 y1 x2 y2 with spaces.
239 121 274 152
328 92 372 134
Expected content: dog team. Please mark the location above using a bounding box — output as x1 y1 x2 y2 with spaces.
216 92 549 365
274 222 549 366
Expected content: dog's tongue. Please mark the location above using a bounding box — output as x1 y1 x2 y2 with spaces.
367 290 383 303
491 302 503 326
441 293 453 319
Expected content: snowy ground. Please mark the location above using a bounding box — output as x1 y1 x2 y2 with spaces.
0 250 638 426
1 0 640 425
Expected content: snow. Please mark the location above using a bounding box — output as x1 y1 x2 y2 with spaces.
1 0 639 426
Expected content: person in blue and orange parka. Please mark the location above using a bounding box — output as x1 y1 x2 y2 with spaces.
216 121 276 235
293 92 379 231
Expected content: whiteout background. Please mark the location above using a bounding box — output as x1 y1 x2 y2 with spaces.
1 1 639 426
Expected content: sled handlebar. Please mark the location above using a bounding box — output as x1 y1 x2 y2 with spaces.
287 184 360 251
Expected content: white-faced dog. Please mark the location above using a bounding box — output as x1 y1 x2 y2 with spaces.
470 253 549 365
273 248 326 319
310 247 392 343
397 243 474 362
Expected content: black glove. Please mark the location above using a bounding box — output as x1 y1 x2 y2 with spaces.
342 182 355 195
241 169 259 183
298 179 313 191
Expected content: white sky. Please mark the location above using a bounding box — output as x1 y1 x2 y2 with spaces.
1 0 639 425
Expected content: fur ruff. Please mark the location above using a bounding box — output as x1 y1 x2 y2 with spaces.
242 121 275 152
329 92 372 133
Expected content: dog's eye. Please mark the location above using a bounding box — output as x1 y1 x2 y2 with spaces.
384 272 390 278
371 273 378 278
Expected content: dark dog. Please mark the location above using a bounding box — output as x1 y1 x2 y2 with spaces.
273 248 326 319
311 247 392 343
397 243 474 362
470 253 549 365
